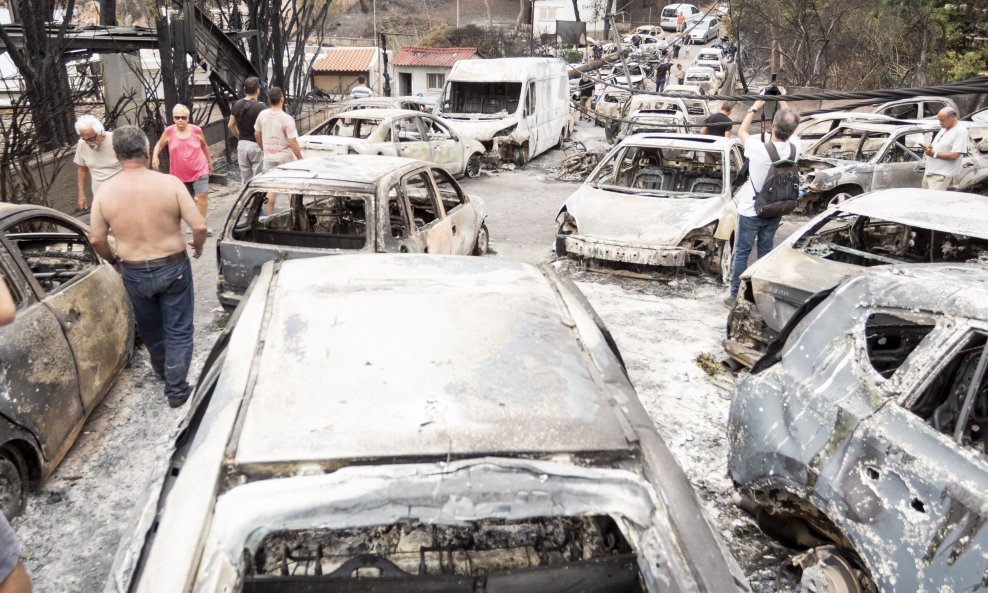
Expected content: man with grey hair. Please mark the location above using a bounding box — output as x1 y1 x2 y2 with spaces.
88 125 207 408
73 114 121 212
726 89 800 306
701 101 735 137
922 106 968 190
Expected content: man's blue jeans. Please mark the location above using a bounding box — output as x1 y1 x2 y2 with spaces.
120 257 195 402
729 214 781 298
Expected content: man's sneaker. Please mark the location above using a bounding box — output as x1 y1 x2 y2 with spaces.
723 296 736 308
206 228 214 237
167 389 191 408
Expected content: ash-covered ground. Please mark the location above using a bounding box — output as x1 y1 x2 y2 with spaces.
15 121 803 592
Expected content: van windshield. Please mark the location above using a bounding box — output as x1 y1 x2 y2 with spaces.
661 8 677 17
440 81 523 119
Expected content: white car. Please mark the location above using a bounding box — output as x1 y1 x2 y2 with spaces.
688 16 721 44
556 133 742 279
299 109 486 178
695 48 726 77
684 66 719 93
607 62 647 87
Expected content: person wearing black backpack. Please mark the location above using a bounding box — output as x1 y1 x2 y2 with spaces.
725 90 801 307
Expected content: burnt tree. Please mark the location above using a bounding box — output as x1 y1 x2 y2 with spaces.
0 0 78 151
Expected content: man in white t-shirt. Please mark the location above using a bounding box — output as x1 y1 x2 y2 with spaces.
73 114 122 212
349 75 374 100
256 87 303 215
726 89 801 306
922 107 968 191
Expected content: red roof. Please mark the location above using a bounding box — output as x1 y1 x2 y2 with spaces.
391 46 479 68
312 48 378 73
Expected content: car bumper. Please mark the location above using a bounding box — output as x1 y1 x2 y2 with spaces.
561 235 703 267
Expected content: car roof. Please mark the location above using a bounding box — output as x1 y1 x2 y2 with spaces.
840 264 988 322
248 155 421 186
623 132 738 149
838 189 988 240
0 202 79 225
834 120 938 133
231 255 634 470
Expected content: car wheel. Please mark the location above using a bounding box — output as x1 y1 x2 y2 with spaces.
823 187 861 210
795 546 873 593
716 237 733 285
465 153 482 178
0 447 27 519
473 223 490 256
512 146 526 168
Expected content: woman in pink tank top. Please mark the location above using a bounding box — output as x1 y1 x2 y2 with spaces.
152 104 214 230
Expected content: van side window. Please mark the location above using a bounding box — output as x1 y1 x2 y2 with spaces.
525 82 536 116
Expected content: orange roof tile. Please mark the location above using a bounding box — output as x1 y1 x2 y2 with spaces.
391 46 479 68
312 47 378 73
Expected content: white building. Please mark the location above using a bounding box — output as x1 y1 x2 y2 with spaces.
532 0 608 39
390 46 481 99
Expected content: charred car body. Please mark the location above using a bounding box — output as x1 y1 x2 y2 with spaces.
724 189 988 368
556 133 740 278
0 204 133 517
729 265 988 593
216 156 488 309
108 254 749 593
436 57 572 166
297 109 486 178
606 96 707 144
798 121 988 211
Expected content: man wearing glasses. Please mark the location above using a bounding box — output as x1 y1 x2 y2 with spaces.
73 114 122 213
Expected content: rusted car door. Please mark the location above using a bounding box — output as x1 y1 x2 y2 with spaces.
876 132 929 190
422 116 464 174
400 170 453 254
0 239 82 458
3 214 130 412
429 168 478 255
842 321 988 590
392 115 431 161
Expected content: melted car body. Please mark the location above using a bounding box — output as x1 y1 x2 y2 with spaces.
723 189 988 367
0 204 133 517
556 133 740 277
729 265 988 593
107 255 749 593
216 156 488 309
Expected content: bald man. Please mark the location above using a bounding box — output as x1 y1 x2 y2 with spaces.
922 107 968 191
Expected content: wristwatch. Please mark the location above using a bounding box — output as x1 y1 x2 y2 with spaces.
748 107 758 113
933 152 938 159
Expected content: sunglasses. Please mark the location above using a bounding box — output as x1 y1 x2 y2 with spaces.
173 115 188 120
80 134 99 143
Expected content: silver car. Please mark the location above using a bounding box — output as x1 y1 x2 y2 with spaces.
299 109 486 178
216 156 489 309
108 254 749 593
729 264 988 593
556 133 741 279
724 189 988 368
798 121 988 211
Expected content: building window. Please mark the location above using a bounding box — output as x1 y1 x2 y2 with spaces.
537 6 557 20
427 73 445 89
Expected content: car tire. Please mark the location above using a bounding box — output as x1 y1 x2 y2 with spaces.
0 446 27 520
822 186 861 211
716 237 733 285
512 146 526 168
465 153 482 178
473 224 490 256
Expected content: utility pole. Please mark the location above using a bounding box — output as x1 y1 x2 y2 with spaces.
530 0 535 56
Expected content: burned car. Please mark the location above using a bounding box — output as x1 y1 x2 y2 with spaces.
793 111 899 151
216 156 488 309
605 95 706 144
107 254 749 593
0 204 133 518
298 109 486 178
322 95 436 117
728 264 988 593
556 133 741 279
724 189 988 367
873 95 959 120
683 67 719 94
799 121 971 211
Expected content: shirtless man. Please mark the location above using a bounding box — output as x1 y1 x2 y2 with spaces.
89 125 207 408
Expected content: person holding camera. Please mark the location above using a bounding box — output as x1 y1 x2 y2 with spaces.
922 107 968 190
725 87 801 307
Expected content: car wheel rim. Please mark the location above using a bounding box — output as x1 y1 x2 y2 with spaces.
797 547 865 593
476 226 489 255
719 240 733 284
466 154 481 178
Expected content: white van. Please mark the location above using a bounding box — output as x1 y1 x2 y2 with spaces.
437 57 573 166
660 3 700 31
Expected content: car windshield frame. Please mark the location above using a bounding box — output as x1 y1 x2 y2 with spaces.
589 144 728 198
808 127 893 162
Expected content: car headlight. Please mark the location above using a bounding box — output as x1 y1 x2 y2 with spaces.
493 124 517 138
557 210 579 234
679 222 718 250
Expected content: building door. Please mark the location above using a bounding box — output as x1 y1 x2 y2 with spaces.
399 72 412 96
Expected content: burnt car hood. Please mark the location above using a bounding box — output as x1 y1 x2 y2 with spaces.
563 185 725 246
444 117 519 142
298 136 367 150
